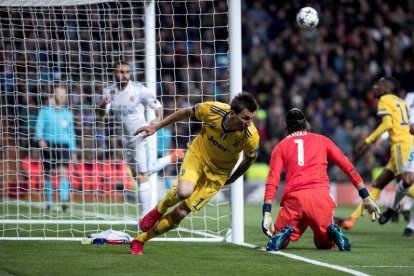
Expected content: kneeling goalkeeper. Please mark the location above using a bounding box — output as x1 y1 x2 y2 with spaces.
262 108 380 251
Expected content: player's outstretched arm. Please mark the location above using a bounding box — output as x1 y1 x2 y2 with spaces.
134 106 194 139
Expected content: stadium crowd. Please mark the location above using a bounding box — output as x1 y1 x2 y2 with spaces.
1 0 414 192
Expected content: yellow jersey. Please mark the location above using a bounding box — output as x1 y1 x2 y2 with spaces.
371 94 411 145
189 101 260 174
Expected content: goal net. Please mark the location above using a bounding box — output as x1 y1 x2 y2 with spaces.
0 0 238 242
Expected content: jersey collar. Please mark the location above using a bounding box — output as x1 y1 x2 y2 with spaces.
222 112 238 133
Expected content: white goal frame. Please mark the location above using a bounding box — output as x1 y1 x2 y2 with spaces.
0 0 244 244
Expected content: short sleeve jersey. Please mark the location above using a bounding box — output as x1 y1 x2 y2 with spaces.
103 80 162 136
377 94 411 145
190 101 260 174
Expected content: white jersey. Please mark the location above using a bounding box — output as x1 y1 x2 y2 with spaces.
103 80 162 137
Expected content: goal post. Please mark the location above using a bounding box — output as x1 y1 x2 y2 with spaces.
0 0 244 243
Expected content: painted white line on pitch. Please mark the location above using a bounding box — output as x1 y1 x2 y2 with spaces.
242 243 369 276
351 266 414 268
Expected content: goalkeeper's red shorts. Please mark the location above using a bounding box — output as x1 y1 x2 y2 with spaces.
274 187 336 249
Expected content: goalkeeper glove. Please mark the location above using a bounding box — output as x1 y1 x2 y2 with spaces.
262 203 275 238
361 196 381 221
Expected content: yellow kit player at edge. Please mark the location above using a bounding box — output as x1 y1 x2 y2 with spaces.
336 76 414 229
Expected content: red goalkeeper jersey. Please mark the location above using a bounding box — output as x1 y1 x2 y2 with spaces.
264 131 362 203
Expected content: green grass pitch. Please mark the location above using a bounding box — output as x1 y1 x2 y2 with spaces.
1 204 414 275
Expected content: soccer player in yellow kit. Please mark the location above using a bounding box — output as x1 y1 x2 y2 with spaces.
129 92 260 254
337 76 414 229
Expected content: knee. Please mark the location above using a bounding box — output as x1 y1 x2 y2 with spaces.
315 236 334 250
176 181 195 199
59 166 69 177
137 173 148 183
171 202 191 224
402 173 413 188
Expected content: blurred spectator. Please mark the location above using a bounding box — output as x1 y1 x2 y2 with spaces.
2 0 414 188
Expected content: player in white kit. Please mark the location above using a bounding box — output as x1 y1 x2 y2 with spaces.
98 61 184 217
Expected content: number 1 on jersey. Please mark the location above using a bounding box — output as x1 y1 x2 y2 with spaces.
294 139 304 166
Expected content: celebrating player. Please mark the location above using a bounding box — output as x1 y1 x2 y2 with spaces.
262 108 380 251
129 92 260 255
97 61 184 217
336 76 414 229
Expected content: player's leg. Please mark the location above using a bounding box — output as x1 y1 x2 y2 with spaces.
337 168 394 229
267 191 304 251
130 201 191 255
127 139 152 217
402 211 414 237
147 148 185 175
402 197 414 222
379 143 412 224
132 164 226 254
41 145 53 210
140 180 195 232
140 149 201 232
305 187 338 249
57 144 71 212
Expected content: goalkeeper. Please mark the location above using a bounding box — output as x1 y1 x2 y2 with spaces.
129 92 260 255
262 108 380 252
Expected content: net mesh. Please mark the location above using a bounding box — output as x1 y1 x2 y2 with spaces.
0 0 231 241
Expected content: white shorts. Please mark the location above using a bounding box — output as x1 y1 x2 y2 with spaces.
124 137 153 174
404 144 414 173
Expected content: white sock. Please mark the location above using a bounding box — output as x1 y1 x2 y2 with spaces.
403 198 414 211
147 155 171 175
407 214 414 230
138 181 152 217
392 180 409 210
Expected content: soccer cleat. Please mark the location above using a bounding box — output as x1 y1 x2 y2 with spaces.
379 206 400 225
327 223 351 251
140 206 163 232
333 216 345 226
402 228 413 237
266 225 293 252
341 216 356 230
170 149 185 163
129 239 144 255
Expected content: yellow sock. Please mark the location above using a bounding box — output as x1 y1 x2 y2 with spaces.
158 181 181 214
408 186 414 198
136 213 178 243
369 187 381 201
350 187 381 219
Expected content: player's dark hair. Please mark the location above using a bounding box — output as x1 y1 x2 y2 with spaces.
230 92 258 114
112 60 130 71
285 108 307 134
383 76 400 93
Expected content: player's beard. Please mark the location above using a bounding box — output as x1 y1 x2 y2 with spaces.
117 79 129 90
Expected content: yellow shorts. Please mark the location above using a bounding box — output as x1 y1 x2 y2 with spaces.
178 150 230 212
385 142 412 176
